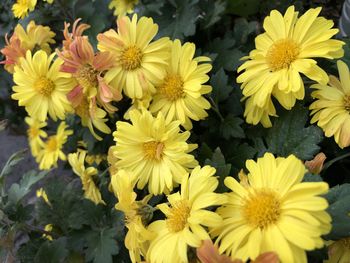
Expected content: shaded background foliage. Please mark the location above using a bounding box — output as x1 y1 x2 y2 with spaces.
0 0 350 262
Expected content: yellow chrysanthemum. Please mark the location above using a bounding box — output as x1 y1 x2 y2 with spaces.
14 21 55 55
325 238 350 263
237 6 344 127
12 51 75 122
147 166 227 263
112 109 198 195
310 60 350 149
43 0 54 4
98 14 170 99
109 0 138 17
25 116 47 157
149 40 212 130
111 170 154 262
36 122 72 170
68 150 105 205
43 224 53 240
212 152 331 263
12 0 37 19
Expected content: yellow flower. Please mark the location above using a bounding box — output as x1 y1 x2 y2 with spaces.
109 0 138 17
12 0 37 19
325 238 350 263
112 109 198 195
111 170 154 262
68 150 105 205
147 166 227 263
36 122 72 170
98 14 170 99
43 224 53 240
36 187 50 205
25 116 47 157
310 60 350 149
212 153 331 263
14 21 55 55
237 6 344 127
43 0 54 3
12 51 75 122
149 40 212 130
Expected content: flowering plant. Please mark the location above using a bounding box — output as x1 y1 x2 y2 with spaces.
1 0 350 263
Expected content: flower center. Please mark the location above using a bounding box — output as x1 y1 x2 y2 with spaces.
143 141 164 161
46 136 58 152
34 77 55 96
159 74 184 101
242 189 281 229
120 45 143 71
76 65 99 91
266 39 300 71
166 200 191 232
28 127 39 138
344 94 350 111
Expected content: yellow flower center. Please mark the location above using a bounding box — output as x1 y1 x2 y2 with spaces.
143 141 164 161
159 74 184 101
166 200 191 232
344 95 350 111
76 65 99 91
242 189 281 229
46 136 58 152
34 77 55 96
28 127 39 139
120 45 143 71
266 38 300 71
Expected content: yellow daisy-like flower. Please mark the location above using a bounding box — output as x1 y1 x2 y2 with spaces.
237 6 344 127
212 152 331 263
149 40 212 130
109 0 138 17
147 165 227 263
98 14 170 99
25 116 47 157
112 109 198 195
310 60 350 149
68 150 105 205
36 187 50 205
15 21 56 55
12 51 75 122
111 170 154 262
12 0 37 19
325 238 350 263
36 122 72 170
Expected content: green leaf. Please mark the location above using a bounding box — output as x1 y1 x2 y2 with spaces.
265 104 323 160
325 184 350 239
34 238 68 263
233 18 258 45
0 149 27 179
220 114 245 140
199 0 226 29
205 148 231 192
210 68 232 103
85 228 119 263
7 170 48 204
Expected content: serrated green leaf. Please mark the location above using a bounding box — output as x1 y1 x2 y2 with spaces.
200 0 226 29
233 18 258 45
7 170 48 204
227 0 261 16
265 104 323 160
210 68 232 103
85 228 119 263
34 238 68 263
325 184 350 239
220 114 245 139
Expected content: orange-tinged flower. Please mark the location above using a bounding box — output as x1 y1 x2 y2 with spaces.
305 152 327 174
0 34 26 73
62 18 90 52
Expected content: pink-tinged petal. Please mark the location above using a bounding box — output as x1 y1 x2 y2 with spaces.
197 240 242 263
70 37 94 64
97 76 114 103
63 18 90 50
67 85 83 107
93 51 115 71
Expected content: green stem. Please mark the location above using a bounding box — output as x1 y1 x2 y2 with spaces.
323 152 350 171
208 97 225 122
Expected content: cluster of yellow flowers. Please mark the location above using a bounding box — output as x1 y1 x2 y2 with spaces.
2 3 350 263
237 6 350 149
